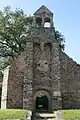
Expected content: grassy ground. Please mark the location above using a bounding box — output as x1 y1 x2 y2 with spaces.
0 109 26 120
63 109 80 120
0 109 80 120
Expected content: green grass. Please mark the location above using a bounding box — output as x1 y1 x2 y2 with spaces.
63 109 80 120
0 109 26 120
1 109 80 120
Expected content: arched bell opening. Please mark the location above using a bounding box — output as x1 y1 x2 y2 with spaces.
44 22 51 28
44 17 51 28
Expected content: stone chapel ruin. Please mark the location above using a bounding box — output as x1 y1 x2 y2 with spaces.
1 5 80 112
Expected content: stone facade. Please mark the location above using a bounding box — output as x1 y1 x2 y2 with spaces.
6 53 26 108
1 5 80 111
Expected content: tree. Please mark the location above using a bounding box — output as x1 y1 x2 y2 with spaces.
55 30 65 51
0 6 33 61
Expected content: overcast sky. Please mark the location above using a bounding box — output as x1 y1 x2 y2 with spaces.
0 0 80 63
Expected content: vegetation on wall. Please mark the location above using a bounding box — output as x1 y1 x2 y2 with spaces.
55 30 65 51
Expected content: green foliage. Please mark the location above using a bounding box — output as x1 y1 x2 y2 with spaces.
63 110 80 120
0 6 33 60
0 109 26 120
55 30 65 51
0 58 9 71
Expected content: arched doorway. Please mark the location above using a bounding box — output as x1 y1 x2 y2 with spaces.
33 90 52 112
36 94 48 112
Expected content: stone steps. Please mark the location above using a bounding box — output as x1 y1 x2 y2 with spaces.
31 112 56 120
26 110 62 120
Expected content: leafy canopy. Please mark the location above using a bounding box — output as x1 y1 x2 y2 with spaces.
55 30 65 51
0 6 33 60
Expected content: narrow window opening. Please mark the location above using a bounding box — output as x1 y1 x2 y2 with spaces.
44 17 51 28
36 17 42 27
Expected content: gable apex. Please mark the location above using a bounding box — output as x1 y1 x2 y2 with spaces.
34 5 53 15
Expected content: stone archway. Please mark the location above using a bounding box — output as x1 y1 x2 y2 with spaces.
36 94 48 112
33 90 52 112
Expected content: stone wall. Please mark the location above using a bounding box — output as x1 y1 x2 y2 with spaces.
31 28 62 111
2 26 80 110
23 40 33 110
4 28 62 110
7 53 26 108
6 47 80 110
1 66 10 109
60 51 80 109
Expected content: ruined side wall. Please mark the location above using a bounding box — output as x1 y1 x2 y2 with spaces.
60 51 80 109
7 53 26 108
1 66 10 109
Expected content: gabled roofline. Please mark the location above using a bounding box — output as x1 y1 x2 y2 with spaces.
34 5 53 15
